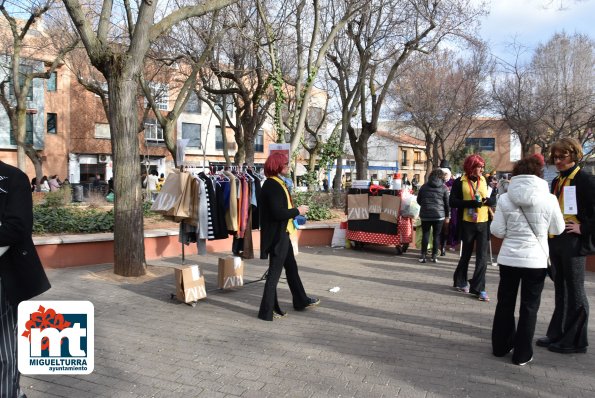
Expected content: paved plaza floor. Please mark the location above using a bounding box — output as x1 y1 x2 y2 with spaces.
21 245 595 397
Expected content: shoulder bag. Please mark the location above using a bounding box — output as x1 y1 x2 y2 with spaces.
518 207 553 281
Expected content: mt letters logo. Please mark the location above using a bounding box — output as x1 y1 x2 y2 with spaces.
18 301 94 374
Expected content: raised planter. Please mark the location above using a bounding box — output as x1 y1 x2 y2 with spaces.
34 223 338 269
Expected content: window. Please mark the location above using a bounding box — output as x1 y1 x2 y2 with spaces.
465 138 495 152
144 82 169 111
144 119 164 142
47 72 57 92
8 75 33 100
182 122 201 148
215 126 223 150
215 95 233 118
10 113 34 145
401 150 409 166
414 151 422 164
184 91 201 114
215 126 236 151
47 113 57 134
255 129 264 152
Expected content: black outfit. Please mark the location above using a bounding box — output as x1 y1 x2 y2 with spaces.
416 176 449 260
0 161 51 397
449 176 496 292
493 266 546 363
258 177 310 321
543 166 595 353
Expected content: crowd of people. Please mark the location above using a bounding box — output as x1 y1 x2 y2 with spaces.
414 138 594 366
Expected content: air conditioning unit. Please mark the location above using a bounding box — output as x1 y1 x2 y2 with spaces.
98 154 110 163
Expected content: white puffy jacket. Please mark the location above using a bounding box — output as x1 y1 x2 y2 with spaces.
491 175 565 268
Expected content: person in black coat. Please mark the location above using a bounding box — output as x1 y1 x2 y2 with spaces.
0 161 51 397
416 168 450 263
536 138 595 354
258 152 319 321
449 154 497 301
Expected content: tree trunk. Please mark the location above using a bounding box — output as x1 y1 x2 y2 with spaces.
109 77 146 277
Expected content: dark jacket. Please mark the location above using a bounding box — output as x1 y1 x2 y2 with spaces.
0 161 51 305
449 175 497 239
259 177 299 260
416 176 450 220
552 168 595 255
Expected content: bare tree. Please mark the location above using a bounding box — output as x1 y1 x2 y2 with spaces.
491 43 550 157
0 0 78 183
61 0 237 276
392 44 492 178
329 0 487 179
531 32 595 154
199 0 275 166
141 13 221 167
258 0 364 155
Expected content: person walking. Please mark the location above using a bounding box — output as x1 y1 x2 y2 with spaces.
450 154 496 302
258 152 320 321
491 155 565 366
0 161 51 398
536 138 595 354
416 168 450 263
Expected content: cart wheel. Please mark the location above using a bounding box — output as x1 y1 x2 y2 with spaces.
351 241 360 250
402 243 409 253
395 246 403 255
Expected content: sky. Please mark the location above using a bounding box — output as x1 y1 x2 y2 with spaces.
476 0 595 64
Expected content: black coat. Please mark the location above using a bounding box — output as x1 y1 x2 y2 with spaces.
449 175 497 239
552 168 595 255
0 161 50 305
416 176 450 220
259 177 299 260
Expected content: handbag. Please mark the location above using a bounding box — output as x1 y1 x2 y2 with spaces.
518 207 554 281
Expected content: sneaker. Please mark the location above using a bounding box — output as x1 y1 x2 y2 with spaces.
431 257 438 263
273 311 287 319
455 284 469 294
440 248 446 256
418 257 426 263
306 297 320 307
478 291 490 302
513 357 533 366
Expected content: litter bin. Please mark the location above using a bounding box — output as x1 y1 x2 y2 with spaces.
72 184 84 202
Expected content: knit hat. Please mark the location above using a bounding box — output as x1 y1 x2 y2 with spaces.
439 159 451 170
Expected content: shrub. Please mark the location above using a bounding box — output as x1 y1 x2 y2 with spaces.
291 191 333 221
33 205 114 234
42 186 72 207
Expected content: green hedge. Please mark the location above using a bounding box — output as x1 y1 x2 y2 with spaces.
33 206 115 234
291 191 333 221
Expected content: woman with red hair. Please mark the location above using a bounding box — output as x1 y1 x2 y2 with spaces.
449 154 497 301
257 152 320 321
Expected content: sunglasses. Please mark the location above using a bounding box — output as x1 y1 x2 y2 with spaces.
552 154 570 161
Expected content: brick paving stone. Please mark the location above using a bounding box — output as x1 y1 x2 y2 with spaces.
18 247 595 397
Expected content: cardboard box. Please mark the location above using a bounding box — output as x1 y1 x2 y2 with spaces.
218 256 244 289
174 265 207 303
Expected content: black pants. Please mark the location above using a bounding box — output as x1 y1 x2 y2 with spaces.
258 233 309 321
492 265 546 364
0 278 19 398
420 220 444 258
545 233 589 349
453 221 489 292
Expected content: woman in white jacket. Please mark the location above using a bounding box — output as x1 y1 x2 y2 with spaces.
491 154 565 366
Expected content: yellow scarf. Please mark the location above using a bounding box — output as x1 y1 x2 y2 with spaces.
270 176 297 235
461 175 489 223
